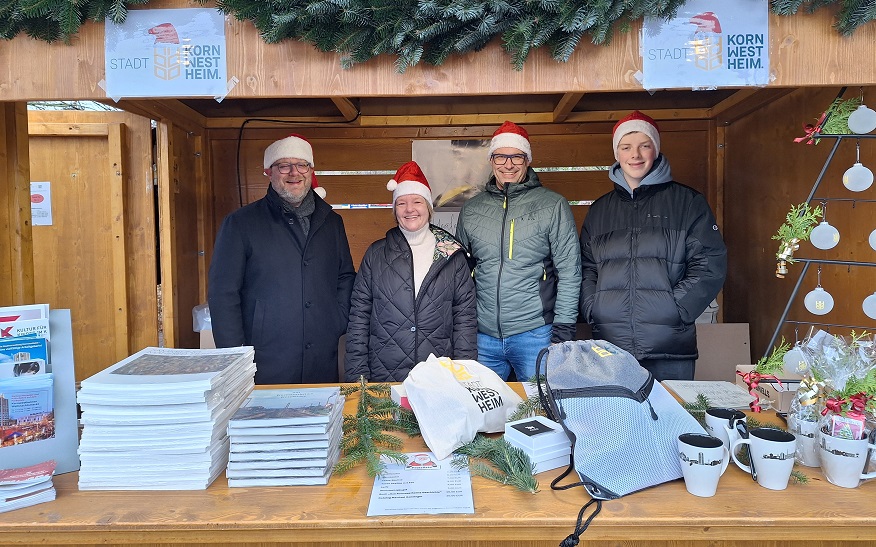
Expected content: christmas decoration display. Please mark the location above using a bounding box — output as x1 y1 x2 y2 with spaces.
794 97 860 145
848 104 876 134
772 203 822 277
1 0 874 70
786 330 876 477
803 267 835 316
333 377 421 478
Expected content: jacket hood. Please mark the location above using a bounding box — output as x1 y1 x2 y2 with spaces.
609 154 673 196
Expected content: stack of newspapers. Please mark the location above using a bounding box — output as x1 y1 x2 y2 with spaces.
226 387 344 487
77 346 256 490
0 460 56 514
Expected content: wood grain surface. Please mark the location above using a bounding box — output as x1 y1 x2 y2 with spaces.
1 384 875 546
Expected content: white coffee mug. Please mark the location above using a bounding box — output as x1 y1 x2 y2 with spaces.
731 428 796 490
678 433 730 497
818 431 876 488
705 407 746 454
788 414 820 467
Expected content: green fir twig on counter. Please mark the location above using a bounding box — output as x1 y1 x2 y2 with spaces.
754 338 792 375
333 377 420 478
681 393 712 428
453 434 539 494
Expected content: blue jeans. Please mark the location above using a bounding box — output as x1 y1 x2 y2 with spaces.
477 324 552 382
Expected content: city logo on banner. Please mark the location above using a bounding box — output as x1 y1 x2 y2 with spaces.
105 8 227 98
641 0 768 90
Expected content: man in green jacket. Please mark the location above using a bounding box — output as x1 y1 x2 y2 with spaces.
456 121 581 381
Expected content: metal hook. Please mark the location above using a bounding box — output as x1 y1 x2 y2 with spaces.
856 139 862 163
816 265 823 288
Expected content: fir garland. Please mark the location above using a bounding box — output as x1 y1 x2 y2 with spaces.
452 433 539 493
2 0 875 71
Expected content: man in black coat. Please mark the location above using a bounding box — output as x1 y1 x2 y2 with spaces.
208 134 356 384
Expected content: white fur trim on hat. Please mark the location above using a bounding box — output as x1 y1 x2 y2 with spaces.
612 118 660 161
391 180 433 205
489 133 532 162
264 135 314 169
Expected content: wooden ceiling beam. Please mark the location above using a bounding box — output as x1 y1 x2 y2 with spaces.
553 93 584 122
710 88 798 125
564 108 712 123
331 97 361 123
113 99 208 135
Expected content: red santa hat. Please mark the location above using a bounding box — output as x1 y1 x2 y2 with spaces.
263 133 315 169
386 161 432 205
488 121 532 162
612 111 661 161
310 172 326 199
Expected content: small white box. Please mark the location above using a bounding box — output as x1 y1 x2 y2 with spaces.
507 438 571 460
390 384 411 410
531 454 571 474
504 416 571 452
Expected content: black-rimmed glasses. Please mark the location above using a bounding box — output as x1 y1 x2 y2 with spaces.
272 162 311 174
490 154 527 166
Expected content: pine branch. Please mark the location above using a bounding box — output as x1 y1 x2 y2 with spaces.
755 338 791 376
453 434 539 493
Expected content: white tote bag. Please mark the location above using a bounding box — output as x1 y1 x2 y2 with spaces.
403 354 523 459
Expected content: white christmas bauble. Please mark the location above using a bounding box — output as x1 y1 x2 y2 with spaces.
804 287 835 315
870 228 876 252
810 221 840 250
843 162 874 192
864 293 876 320
848 105 876 134
783 346 810 375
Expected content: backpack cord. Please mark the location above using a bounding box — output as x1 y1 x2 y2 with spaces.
559 499 602 547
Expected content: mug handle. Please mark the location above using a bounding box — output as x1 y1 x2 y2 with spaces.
719 446 730 476
731 438 752 474
861 442 876 480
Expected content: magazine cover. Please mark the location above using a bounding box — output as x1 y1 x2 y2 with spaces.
229 387 342 427
0 374 55 447
0 337 49 380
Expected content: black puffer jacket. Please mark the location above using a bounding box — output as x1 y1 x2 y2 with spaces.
345 225 478 382
580 161 727 361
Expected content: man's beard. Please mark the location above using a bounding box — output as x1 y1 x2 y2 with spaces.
278 186 306 207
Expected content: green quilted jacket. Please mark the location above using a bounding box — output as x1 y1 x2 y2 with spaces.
455 168 581 339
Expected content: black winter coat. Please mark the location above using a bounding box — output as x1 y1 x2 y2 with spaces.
579 180 727 361
208 187 356 384
344 225 478 382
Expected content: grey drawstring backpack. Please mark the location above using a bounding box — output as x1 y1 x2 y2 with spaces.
536 340 706 545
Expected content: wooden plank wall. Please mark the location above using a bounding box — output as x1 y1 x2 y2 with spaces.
27 110 158 381
724 86 876 359
206 121 713 269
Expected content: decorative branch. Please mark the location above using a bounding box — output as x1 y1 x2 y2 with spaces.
452 434 539 493
772 203 822 277
333 377 420 477
2 0 874 71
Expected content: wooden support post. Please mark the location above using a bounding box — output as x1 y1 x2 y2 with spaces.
0 102 35 304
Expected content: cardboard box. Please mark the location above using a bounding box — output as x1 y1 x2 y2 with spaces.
734 365 801 413
199 329 216 349
695 323 751 381
390 384 412 411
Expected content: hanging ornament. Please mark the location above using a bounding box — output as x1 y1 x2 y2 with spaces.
847 104 876 134
864 293 876 320
783 344 810 375
805 286 835 315
870 228 876 251
810 221 840 249
843 141 874 192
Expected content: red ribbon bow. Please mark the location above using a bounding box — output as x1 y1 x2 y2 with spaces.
793 111 827 145
823 392 872 420
736 370 784 412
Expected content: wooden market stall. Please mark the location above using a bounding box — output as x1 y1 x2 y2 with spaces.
1 0 876 383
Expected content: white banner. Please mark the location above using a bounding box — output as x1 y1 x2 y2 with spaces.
105 8 227 98
641 0 769 90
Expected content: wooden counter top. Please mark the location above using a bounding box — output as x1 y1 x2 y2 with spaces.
1 384 874 546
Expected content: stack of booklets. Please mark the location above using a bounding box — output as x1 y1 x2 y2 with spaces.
226 387 345 487
77 346 256 490
0 460 56 514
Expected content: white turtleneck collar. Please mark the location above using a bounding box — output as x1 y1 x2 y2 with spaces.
399 224 436 296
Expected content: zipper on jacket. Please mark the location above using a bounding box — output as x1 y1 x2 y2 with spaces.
496 188 511 339
508 219 515 259
630 199 639 352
